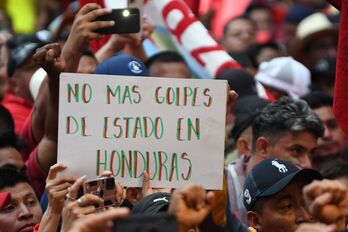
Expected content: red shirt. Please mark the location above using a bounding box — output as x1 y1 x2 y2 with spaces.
19 111 36 161
19 112 46 197
26 147 46 197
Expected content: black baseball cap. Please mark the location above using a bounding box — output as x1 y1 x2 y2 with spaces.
131 192 171 215
216 69 257 98
6 30 51 77
232 96 269 141
243 158 322 211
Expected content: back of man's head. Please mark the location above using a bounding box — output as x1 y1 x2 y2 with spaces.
252 97 324 151
145 51 186 68
0 105 14 134
0 166 30 190
0 131 23 152
95 54 148 77
145 51 190 78
301 91 333 110
320 160 348 180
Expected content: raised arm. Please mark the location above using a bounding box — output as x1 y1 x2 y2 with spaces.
34 43 64 173
62 3 114 72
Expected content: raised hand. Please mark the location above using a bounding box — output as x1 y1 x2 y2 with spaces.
34 42 64 78
45 163 77 214
61 175 103 232
169 184 214 232
303 179 348 230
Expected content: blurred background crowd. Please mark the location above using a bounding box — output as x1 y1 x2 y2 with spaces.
0 0 348 231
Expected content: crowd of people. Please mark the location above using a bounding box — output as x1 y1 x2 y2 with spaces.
0 0 348 231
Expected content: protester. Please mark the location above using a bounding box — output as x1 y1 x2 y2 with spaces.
226 97 324 225
216 68 258 134
255 56 311 101
243 158 322 231
310 57 336 96
222 16 257 53
225 96 269 163
248 42 284 68
281 4 314 54
291 12 338 70
77 49 98 74
0 0 347 232
247 4 275 44
1 33 50 134
302 92 347 169
145 51 191 78
244 158 348 231
0 167 43 232
34 163 76 232
95 54 148 77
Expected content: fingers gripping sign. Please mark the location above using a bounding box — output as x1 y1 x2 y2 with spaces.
45 163 77 214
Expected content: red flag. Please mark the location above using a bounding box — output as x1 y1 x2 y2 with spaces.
330 0 348 136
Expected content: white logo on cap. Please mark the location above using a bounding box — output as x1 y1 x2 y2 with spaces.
153 197 168 203
128 60 142 74
272 160 288 173
244 189 251 204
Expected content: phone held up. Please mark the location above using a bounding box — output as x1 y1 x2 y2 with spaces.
77 176 117 210
94 8 140 34
114 213 178 232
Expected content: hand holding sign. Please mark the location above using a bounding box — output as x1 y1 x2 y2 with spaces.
61 175 103 232
141 172 172 198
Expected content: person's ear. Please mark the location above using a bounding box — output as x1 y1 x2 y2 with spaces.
236 137 250 155
125 187 142 205
255 137 270 159
247 211 263 232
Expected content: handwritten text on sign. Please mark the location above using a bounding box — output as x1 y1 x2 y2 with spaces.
57 73 227 189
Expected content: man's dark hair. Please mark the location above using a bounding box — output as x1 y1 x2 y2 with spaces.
0 166 31 190
0 105 15 133
81 49 98 63
0 106 27 151
320 160 348 179
252 97 324 151
145 51 187 69
0 132 25 151
246 3 272 16
248 42 282 67
6 34 49 77
301 91 333 109
223 16 256 38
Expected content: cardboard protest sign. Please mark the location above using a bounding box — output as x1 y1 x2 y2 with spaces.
57 73 227 189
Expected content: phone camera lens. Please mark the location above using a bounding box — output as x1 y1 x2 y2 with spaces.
123 9 130 17
89 180 98 187
106 178 115 189
98 188 104 198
